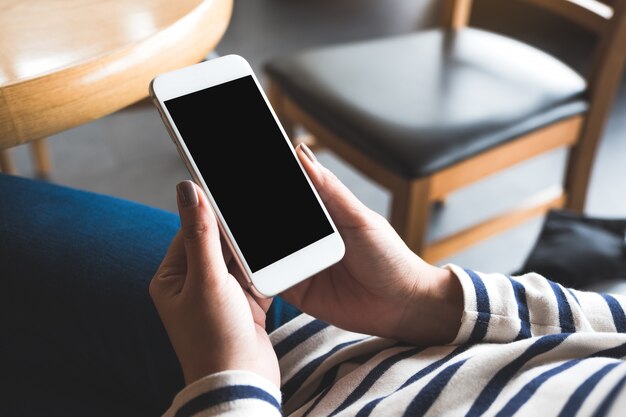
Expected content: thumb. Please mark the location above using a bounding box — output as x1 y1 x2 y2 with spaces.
296 143 371 228
176 180 228 287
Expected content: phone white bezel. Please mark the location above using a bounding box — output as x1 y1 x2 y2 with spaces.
150 54 344 297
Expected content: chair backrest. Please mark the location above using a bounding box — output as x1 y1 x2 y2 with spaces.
443 0 621 32
441 0 626 95
441 0 626 211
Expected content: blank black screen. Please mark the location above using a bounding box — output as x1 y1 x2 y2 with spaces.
165 75 333 272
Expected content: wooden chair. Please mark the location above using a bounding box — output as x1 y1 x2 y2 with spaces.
264 0 626 264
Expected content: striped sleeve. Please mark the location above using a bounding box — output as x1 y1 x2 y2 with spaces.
448 265 626 344
161 370 282 417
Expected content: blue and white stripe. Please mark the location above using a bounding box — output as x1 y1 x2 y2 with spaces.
164 266 626 417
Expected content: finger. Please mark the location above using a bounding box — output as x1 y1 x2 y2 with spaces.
227 259 272 313
159 231 187 271
149 232 187 300
243 289 273 325
220 234 234 265
227 256 248 289
176 180 228 287
296 143 370 228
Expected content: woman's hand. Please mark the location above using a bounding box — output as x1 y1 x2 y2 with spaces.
284 144 464 345
149 181 280 387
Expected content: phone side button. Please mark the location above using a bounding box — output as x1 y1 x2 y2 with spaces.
174 143 186 161
165 125 177 144
156 109 177 143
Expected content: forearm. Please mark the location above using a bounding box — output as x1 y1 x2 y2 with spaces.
448 265 626 344
162 370 282 417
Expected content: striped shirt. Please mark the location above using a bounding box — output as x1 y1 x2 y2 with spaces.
163 265 626 417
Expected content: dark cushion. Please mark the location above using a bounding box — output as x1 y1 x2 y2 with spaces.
264 28 589 179
516 209 626 289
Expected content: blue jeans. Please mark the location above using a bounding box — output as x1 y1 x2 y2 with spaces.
0 173 300 417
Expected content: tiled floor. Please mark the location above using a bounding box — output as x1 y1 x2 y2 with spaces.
7 0 626 274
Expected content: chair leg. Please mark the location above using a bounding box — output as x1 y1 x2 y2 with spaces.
389 177 431 256
564 112 607 212
30 138 52 180
0 149 17 175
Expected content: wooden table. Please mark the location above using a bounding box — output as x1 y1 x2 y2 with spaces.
0 0 233 176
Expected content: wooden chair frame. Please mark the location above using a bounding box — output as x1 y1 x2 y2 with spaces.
268 0 626 264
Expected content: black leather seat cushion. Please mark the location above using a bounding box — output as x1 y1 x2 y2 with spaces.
264 28 589 179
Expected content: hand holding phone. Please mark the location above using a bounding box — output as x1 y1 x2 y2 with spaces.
149 180 280 387
150 55 344 297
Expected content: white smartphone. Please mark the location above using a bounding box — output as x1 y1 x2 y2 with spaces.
149 54 345 297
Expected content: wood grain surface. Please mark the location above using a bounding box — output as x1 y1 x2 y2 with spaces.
0 0 233 150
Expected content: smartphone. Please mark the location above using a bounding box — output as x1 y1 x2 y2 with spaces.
149 54 345 297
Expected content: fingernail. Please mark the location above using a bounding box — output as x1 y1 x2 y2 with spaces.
177 181 199 208
300 143 317 163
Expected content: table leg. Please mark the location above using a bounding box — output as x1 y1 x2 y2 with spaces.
0 149 17 175
30 138 52 179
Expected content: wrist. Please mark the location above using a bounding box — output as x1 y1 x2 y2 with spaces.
182 359 277 388
180 354 236 386
401 261 463 345
179 341 281 388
